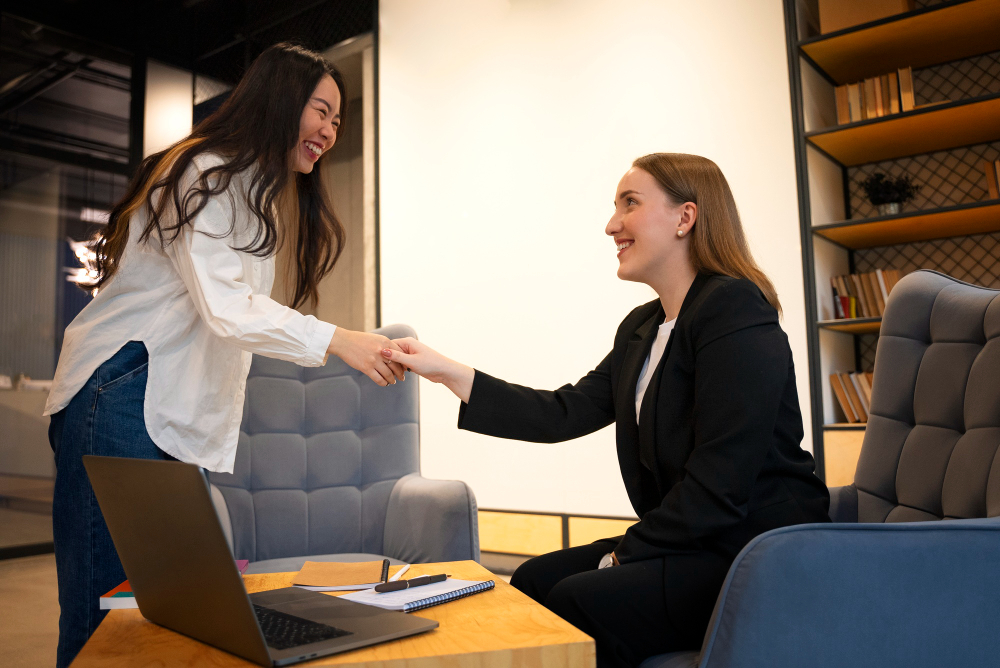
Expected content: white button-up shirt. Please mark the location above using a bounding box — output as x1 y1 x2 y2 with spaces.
44 153 337 473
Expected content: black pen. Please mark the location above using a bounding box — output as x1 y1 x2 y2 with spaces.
374 573 449 593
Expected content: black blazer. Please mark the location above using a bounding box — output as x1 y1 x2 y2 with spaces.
458 273 830 630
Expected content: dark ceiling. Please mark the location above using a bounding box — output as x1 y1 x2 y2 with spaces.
2 0 375 84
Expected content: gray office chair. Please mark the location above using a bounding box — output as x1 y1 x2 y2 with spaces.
208 324 480 574
643 270 1000 668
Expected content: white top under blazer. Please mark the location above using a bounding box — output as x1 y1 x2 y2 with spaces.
44 153 337 473
634 318 676 422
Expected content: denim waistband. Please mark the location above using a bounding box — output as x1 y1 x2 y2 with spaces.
97 341 148 383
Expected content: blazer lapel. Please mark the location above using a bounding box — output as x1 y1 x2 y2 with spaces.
635 273 715 475
637 327 672 474
620 305 665 421
616 304 665 475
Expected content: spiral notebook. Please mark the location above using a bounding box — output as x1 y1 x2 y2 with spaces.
339 578 495 613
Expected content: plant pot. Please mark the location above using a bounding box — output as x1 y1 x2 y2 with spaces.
877 202 901 216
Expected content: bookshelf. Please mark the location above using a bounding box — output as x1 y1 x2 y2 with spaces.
784 0 1000 482
799 0 1000 83
814 201 1000 248
806 93 1000 165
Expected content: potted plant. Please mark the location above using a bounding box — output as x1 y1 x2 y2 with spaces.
860 172 921 216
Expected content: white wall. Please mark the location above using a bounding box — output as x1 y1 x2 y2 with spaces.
144 60 193 158
379 0 809 517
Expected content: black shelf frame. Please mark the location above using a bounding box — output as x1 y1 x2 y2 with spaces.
783 0 826 478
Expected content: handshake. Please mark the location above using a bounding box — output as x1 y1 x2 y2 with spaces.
326 330 475 403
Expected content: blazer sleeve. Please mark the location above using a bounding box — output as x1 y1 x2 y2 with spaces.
615 283 790 563
457 352 616 444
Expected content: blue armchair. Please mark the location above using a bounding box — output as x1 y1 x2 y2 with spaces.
643 270 1000 668
208 324 480 574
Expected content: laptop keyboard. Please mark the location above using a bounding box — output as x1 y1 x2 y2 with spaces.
253 604 352 650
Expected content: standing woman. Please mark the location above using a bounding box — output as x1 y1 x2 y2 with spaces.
383 153 831 667
44 43 404 667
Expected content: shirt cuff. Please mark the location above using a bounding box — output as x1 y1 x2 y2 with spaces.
306 321 337 367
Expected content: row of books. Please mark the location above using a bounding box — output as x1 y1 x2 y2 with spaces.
830 269 902 320
983 158 1000 199
834 66 915 125
830 371 874 424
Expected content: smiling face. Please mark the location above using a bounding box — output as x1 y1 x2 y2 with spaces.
606 167 696 286
292 74 342 174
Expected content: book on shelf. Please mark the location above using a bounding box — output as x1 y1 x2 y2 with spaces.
850 274 871 317
898 67 915 112
830 269 900 320
830 371 875 424
985 159 1000 200
835 86 850 125
830 374 858 423
863 78 878 120
847 83 862 122
835 66 913 124
874 75 885 117
887 72 900 114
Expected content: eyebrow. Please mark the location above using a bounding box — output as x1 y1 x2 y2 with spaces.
617 189 641 202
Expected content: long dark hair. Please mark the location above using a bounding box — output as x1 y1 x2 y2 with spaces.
633 153 781 315
90 42 346 308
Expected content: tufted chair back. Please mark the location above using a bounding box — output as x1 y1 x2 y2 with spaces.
209 324 420 562
854 270 1000 523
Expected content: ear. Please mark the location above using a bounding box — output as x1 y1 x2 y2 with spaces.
677 201 697 236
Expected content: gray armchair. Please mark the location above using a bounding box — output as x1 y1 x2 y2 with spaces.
208 324 479 574
643 270 1000 668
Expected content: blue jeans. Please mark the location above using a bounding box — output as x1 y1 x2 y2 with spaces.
48 341 176 668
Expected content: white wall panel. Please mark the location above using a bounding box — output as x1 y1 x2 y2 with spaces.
379 0 808 516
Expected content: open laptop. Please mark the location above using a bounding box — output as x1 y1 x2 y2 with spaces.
83 455 438 666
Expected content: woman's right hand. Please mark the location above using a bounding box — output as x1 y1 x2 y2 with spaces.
327 328 406 387
380 337 475 403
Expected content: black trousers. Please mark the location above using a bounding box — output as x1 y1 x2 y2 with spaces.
510 540 696 668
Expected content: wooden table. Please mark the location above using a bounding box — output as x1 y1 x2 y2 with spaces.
72 560 595 667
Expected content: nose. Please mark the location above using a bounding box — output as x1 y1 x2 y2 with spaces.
606 211 622 236
319 123 335 143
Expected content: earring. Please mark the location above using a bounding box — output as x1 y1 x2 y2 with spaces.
677 230 684 237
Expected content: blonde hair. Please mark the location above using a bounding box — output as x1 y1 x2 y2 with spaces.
633 153 781 314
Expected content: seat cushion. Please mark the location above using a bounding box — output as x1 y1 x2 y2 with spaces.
245 552 407 575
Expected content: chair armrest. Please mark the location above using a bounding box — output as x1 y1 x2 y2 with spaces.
383 473 480 564
827 484 858 522
700 517 1000 668
209 483 234 552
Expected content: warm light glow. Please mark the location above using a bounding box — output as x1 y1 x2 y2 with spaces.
144 61 193 158
65 238 100 295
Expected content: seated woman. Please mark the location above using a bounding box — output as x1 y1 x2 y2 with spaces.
381 152 831 668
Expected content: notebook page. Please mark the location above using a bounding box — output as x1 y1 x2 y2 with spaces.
339 578 488 610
